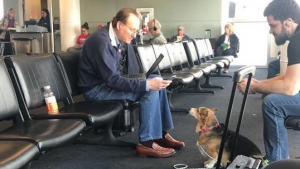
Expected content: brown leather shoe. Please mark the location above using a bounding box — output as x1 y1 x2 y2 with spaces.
136 142 175 158
155 133 185 149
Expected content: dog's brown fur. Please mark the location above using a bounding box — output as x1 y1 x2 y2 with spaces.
190 107 262 168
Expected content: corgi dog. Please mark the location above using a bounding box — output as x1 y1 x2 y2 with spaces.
189 107 262 168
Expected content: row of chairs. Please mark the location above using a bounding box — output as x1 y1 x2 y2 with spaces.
0 52 136 169
133 39 235 112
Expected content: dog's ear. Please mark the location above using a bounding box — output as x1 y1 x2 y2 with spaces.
211 108 218 113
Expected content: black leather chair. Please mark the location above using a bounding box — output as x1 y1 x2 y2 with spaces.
4 54 135 147
54 51 139 134
0 42 15 56
182 41 224 91
0 58 85 166
264 159 300 169
285 116 300 130
152 44 207 94
136 44 194 113
0 140 39 169
203 39 234 78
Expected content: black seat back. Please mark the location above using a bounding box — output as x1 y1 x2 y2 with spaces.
152 44 173 70
184 41 202 65
0 59 23 121
4 54 72 111
165 42 190 67
54 51 82 96
135 45 159 73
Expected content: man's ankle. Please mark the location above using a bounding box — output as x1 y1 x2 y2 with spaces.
140 140 154 148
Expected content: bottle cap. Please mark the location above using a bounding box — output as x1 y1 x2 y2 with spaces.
44 85 50 89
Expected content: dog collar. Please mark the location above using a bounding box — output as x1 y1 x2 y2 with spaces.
198 122 220 135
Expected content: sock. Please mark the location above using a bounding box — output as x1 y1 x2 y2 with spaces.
162 131 167 138
141 140 154 148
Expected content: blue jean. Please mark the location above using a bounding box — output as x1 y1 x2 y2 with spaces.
83 80 174 142
262 93 300 162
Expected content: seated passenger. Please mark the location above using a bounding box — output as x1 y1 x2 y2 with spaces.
78 7 185 158
38 9 51 32
238 0 300 163
215 23 239 73
170 25 191 42
67 22 90 52
147 19 167 44
215 23 239 57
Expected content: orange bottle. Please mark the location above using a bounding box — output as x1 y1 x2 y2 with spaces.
43 86 59 114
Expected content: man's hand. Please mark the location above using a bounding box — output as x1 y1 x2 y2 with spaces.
237 78 258 94
148 77 171 90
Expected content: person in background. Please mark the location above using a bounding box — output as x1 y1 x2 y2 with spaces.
38 9 51 32
97 24 103 29
67 22 90 52
215 23 239 73
147 19 167 44
170 25 191 42
267 52 281 79
238 0 300 163
0 8 18 42
78 7 184 158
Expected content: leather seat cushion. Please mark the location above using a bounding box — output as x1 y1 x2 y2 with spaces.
161 73 194 84
0 119 85 151
175 69 203 79
0 140 39 169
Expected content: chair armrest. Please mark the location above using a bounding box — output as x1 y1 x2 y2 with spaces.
285 116 300 130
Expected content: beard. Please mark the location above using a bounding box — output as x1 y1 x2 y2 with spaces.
274 26 289 45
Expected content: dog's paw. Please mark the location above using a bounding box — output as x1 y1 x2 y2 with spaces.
204 160 216 168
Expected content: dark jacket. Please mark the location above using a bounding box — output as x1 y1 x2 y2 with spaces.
78 26 146 93
215 34 239 54
170 34 191 42
38 17 50 32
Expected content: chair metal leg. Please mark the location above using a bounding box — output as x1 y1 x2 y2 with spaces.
167 89 189 114
201 74 224 89
180 79 215 94
211 67 232 78
75 121 136 148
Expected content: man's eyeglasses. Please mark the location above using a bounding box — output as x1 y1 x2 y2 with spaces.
122 22 138 34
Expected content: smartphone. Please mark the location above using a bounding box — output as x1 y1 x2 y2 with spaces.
163 75 177 81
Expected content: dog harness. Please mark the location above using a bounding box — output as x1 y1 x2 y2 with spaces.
197 116 220 162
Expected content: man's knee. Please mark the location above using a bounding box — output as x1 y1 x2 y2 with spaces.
141 90 159 100
262 94 278 111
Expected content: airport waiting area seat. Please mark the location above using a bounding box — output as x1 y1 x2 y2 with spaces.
4 53 135 147
265 159 300 169
0 58 86 168
182 41 224 91
0 140 39 169
285 116 300 130
0 42 15 56
136 44 194 113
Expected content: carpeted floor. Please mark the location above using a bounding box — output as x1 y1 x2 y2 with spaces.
30 68 300 169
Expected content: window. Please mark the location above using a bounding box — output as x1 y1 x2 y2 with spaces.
222 0 272 66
